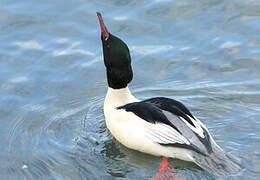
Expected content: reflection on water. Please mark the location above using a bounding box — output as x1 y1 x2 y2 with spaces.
0 0 260 179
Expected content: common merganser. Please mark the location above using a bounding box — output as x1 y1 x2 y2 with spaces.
97 12 241 176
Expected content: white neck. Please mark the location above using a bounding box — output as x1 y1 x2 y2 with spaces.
104 86 139 108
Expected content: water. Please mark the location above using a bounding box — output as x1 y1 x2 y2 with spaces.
1 0 260 179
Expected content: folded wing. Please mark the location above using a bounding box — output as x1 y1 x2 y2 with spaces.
117 97 212 155
118 97 242 175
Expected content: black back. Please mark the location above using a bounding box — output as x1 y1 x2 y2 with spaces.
143 97 196 127
117 102 181 134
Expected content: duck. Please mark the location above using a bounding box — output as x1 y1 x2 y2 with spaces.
96 12 241 176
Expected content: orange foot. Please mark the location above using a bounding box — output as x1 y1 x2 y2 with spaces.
153 156 178 180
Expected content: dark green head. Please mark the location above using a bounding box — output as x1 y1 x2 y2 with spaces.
97 12 133 89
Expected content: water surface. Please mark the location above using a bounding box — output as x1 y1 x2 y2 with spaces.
0 0 260 179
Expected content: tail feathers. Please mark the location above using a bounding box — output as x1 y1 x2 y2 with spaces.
192 148 242 176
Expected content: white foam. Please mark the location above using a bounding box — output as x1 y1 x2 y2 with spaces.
16 40 43 50
10 76 27 83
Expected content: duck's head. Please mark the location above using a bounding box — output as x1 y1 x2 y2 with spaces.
97 12 133 89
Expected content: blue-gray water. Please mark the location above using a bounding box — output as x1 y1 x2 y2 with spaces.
1 0 260 179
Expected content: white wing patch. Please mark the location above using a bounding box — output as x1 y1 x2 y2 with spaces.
193 116 209 131
146 123 190 145
180 115 205 138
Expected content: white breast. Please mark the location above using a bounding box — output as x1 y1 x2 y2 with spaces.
104 87 139 143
